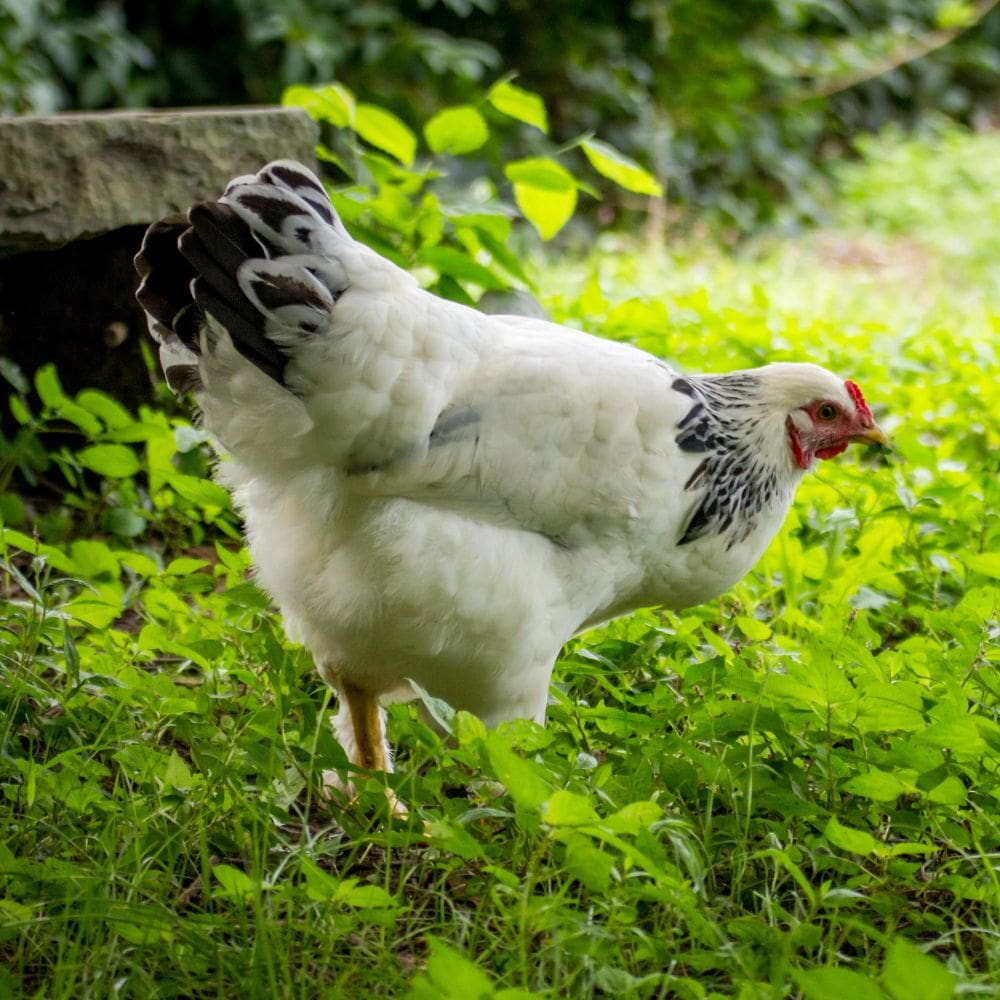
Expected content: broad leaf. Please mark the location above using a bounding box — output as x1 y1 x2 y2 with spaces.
424 105 489 155
582 138 663 196
488 79 548 133
355 104 417 166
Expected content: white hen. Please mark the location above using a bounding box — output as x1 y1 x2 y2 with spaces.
135 160 886 783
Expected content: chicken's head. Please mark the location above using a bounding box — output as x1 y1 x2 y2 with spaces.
786 377 887 470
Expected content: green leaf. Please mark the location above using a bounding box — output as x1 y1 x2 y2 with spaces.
882 939 956 1000
504 157 580 239
76 389 133 429
964 552 1000 578
603 800 662 835
9 395 31 425
69 539 119 578
483 732 551 810
213 864 254 899
796 967 883 1000
165 557 210 575
417 245 506 289
408 678 456 734
424 105 489 155
355 104 417 167
103 508 146 538
62 620 80 687
342 884 398 909
77 444 140 478
563 833 615 892
582 138 663 196
168 474 231 511
842 769 907 802
56 402 102 437
0 357 28 393
419 939 494 1000
162 750 192 791
488 80 548 133
935 0 977 29
35 364 65 408
544 789 599 826
824 816 886 856
282 83 354 127
513 182 576 240
734 615 772 640
118 551 161 576
423 818 484 861
505 157 577 191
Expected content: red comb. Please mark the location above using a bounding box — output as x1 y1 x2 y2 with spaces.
844 380 873 424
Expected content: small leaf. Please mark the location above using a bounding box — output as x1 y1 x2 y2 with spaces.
504 157 580 240
842 769 907 802
282 83 354 127
734 615 771 640
582 138 663 196
603 800 661 835
513 182 576 240
9 395 31 425
824 816 886 856
213 864 253 899
62 621 80 687
544 789 599 826
77 444 140 478
882 939 955 1000
424 105 489 155
964 552 1000 578
483 732 551 810
421 939 494 999
165 557 210 575
796 966 883 1000
0 357 28 393
416 246 506 289
55 402 102 437
355 104 417 167
408 678 456 734
488 80 548 133
424 818 485 860
563 833 615 892
168 474 231 510
505 157 577 191
76 389 133 428
342 884 398 909
35 364 65 408
162 750 192 791
103 508 146 538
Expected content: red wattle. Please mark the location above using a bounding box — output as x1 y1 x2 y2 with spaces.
787 422 810 470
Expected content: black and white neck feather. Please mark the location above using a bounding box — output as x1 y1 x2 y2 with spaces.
673 370 799 549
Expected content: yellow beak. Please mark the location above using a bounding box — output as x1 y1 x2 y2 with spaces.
851 424 889 447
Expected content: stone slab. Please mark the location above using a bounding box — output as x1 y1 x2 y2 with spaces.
0 107 319 255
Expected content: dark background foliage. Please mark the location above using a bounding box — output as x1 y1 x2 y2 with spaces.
3 0 999 230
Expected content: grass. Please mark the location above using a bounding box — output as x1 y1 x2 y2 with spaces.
1 128 999 998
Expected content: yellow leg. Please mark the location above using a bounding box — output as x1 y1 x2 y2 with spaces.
339 678 388 773
321 669 407 818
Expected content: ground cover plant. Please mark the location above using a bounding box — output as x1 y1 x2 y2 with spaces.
1 120 999 997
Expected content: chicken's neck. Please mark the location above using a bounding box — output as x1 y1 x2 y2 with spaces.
672 371 802 550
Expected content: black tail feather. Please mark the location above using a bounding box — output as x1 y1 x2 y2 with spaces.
135 160 342 391
135 216 199 348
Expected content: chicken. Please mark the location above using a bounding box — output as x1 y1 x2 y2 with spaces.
134 160 887 789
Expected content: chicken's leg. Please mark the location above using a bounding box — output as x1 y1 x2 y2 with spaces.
320 668 406 816
339 678 389 772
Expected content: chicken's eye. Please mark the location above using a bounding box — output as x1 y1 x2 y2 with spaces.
816 403 837 421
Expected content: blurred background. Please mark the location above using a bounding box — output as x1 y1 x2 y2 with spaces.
3 0 1000 236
